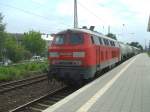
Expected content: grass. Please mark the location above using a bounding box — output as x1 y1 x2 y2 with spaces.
0 61 48 81
147 52 150 57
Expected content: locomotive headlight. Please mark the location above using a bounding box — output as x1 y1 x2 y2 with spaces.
73 52 85 58
49 52 59 57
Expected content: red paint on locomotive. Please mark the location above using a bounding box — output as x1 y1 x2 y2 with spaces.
48 29 121 85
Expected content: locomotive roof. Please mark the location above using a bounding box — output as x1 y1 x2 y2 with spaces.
57 28 140 50
57 28 117 42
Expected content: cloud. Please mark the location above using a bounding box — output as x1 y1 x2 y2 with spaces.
31 0 48 5
56 0 150 27
56 0 124 28
121 0 150 13
56 0 73 17
120 0 150 22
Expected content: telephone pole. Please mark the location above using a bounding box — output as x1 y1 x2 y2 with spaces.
74 0 78 28
147 15 150 32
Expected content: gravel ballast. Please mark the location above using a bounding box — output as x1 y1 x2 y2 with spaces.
0 80 61 112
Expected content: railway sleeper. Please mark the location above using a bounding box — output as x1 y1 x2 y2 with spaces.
37 103 50 108
48 97 61 102
42 100 55 105
30 106 43 112
54 94 66 99
31 104 46 110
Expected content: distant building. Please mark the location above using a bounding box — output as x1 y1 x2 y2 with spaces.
41 34 53 48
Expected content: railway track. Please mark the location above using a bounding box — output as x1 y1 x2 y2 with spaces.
0 74 47 94
9 86 76 112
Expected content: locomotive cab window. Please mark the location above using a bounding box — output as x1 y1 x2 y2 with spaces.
113 41 115 46
103 39 108 46
110 41 115 46
53 35 65 45
91 35 100 45
106 40 110 46
91 36 94 44
110 41 113 46
70 34 83 44
99 37 103 45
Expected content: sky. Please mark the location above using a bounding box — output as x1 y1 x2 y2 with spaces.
0 0 150 47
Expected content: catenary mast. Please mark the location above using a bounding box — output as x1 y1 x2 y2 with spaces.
74 0 78 28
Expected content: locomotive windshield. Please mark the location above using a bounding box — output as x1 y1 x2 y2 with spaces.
53 35 65 45
53 33 83 45
69 33 83 44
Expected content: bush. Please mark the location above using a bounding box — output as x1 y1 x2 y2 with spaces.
5 37 26 62
147 52 150 57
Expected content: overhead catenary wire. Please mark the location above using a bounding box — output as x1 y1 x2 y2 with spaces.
0 2 71 29
1 1 111 33
78 1 110 28
0 3 51 21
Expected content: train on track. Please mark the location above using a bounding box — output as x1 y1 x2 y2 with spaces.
48 27 140 85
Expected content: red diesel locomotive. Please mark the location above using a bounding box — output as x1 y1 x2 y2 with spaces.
48 28 121 85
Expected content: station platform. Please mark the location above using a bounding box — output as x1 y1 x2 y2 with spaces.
43 53 150 112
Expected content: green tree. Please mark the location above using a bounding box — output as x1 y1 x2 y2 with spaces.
22 31 46 56
0 13 6 60
106 33 117 40
0 13 28 62
0 13 5 31
5 36 26 62
128 42 143 50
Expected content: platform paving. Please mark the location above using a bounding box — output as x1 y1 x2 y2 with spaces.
43 53 150 112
